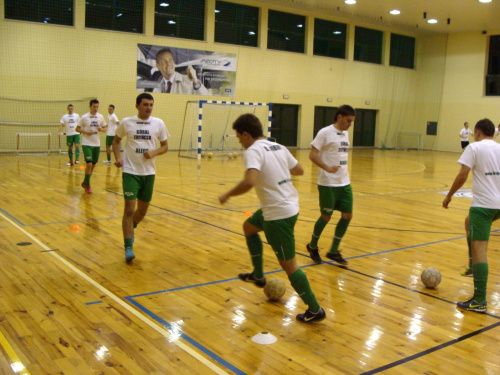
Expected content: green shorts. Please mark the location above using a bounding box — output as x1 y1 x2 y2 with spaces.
82 145 100 164
106 135 115 146
469 207 500 241
66 134 80 147
122 173 156 202
246 209 298 261
318 184 353 215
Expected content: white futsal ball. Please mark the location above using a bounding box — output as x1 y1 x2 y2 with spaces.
228 152 233 159
264 278 286 301
421 267 442 289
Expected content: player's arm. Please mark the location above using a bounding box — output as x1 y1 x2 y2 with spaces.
98 117 106 132
75 124 89 136
309 146 338 173
442 164 471 208
219 168 259 204
290 162 304 176
59 122 65 134
144 140 168 159
112 135 123 167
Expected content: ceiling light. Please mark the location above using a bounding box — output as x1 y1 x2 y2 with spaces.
333 31 342 34
248 31 255 35
389 10 400 15
297 24 303 28
345 0 356 4
168 20 176 24
159 2 169 6
116 13 122 17
427 19 438 24
215 9 220 13
479 0 492 3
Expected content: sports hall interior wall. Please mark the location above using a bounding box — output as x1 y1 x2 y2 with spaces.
0 0 498 152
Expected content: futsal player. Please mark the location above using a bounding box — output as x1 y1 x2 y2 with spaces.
306 105 355 265
443 118 500 313
59 104 80 166
219 113 326 323
113 93 169 263
76 99 106 194
104 104 119 164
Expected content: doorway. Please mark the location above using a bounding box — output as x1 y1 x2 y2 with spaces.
270 104 299 146
352 109 377 147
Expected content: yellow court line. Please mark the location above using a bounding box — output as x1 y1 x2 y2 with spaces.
0 329 31 374
0 212 229 375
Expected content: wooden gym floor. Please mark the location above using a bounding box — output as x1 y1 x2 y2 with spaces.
0 148 498 374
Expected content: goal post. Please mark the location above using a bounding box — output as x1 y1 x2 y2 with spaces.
395 131 422 150
16 132 51 155
178 100 272 160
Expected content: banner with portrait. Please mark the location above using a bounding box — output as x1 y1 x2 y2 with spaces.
136 44 237 97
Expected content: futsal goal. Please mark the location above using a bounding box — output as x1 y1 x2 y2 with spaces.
178 100 272 160
395 131 422 150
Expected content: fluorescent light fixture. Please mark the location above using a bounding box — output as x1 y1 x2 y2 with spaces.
389 10 400 15
479 0 492 3
345 0 356 4
168 20 176 24
427 19 438 24
159 2 169 6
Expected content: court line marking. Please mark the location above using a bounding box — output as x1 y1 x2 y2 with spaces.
0 212 230 375
0 328 31 374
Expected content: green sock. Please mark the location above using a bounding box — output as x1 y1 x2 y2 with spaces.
246 233 263 279
309 217 328 249
472 263 488 302
466 236 472 269
83 174 91 186
124 238 133 249
75 148 80 161
107 153 111 161
329 218 350 254
289 269 320 312
68 150 73 163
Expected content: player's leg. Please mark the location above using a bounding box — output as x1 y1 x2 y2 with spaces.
238 210 266 286
461 215 473 276
81 146 93 193
122 173 141 262
90 146 100 174
306 185 333 263
133 175 155 228
326 185 353 265
66 136 74 166
105 136 113 163
74 134 81 163
264 215 325 323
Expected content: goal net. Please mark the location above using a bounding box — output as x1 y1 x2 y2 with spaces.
0 96 93 154
395 131 422 150
178 100 272 159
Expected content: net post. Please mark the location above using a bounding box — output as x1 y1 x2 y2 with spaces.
197 100 206 162
267 103 273 140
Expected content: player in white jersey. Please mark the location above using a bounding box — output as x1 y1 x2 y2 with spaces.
104 104 119 164
443 118 500 313
459 122 472 150
76 99 106 194
306 105 355 266
113 93 169 263
219 114 325 323
59 104 81 166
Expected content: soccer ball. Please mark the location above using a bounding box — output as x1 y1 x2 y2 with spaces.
421 267 441 289
228 152 233 159
264 278 286 301
207 152 213 159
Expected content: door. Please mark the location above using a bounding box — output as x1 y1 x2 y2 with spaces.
314 106 338 138
270 104 299 146
353 109 377 147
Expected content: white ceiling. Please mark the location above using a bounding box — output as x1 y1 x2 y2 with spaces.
264 0 500 34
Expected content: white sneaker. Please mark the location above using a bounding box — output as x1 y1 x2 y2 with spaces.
66 162 73 166
75 160 80 164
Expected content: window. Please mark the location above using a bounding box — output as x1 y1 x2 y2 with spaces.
268 10 305 53
215 1 258 47
5 0 74 26
313 18 347 59
390 33 415 69
486 35 500 96
155 0 205 41
354 26 383 64
85 0 144 33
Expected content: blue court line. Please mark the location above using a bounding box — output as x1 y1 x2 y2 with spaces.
0 207 25 226
360 321 500 375
85 301 103 306
124 296 247 375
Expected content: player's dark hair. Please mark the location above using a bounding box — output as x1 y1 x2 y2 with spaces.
334 105 355 122
233 114 264 138
89 98 99 106
67 104 73 108
109 104 115 109
464 122 468 126
156 48 174 62
474 118 495 137
136 93 154 105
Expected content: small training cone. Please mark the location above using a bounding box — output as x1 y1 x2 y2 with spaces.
251 331 277 345
69 224 82 232
243 211 252 218
79 165 85 170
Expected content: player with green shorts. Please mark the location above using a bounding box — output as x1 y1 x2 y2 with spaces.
113 93 169 263
443 118 500 313
59 104 80 166
104 105 119 164
219 113 325 323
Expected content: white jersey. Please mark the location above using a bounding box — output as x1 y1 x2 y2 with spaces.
244 139 299 221
60 113 80 136
458 139 500 209
116 115 169 176
311 125 350 187
460 128 472 141
107 113 119 136
78 112 105 146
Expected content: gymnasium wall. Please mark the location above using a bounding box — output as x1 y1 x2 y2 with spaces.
0 0 460 151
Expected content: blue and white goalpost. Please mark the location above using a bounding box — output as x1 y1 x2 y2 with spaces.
178 100 273 160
